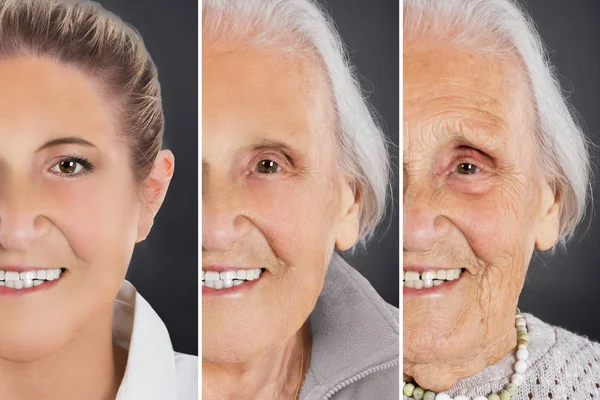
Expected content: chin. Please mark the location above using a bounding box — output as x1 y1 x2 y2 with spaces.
0 331 66 363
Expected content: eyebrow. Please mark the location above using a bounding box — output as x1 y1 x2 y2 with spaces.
36 137 97 152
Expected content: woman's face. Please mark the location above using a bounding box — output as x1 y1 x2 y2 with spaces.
202 45 360 363
0 57 156 362
403 42 560 385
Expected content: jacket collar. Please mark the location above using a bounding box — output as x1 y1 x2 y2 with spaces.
113 281 178 400
300 254 399 398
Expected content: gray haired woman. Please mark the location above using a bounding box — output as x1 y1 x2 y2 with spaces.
202 0 398 398
403 0 600 399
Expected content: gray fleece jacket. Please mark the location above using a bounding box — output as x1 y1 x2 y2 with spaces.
298 254 399 400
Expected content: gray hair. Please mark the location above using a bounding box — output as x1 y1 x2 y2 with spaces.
404 0 591 245
203 0 391 244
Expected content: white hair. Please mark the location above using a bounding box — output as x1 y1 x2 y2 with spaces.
203 0 391 245
405 0 591 245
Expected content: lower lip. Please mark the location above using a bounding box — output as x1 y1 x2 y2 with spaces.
403 271 465 297
0 272 66 297
202 272 265 297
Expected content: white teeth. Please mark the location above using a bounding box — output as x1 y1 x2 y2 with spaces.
202 268 265 289
5 271 19 281
204 271 220 281
20 271 35 280
403 268 465 290
219 271 235 280
235 270 246 280
404 271 420 281
0 269 64 290
421 271 435 281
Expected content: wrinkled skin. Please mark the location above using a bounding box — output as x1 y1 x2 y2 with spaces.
202 44 361 399
403 40 561 391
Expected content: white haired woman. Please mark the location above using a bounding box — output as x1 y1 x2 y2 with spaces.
0 0 197 399
403 0 600 399
202 0 398 398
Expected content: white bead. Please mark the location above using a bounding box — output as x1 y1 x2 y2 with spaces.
516 318 526 327
517 342 528 349
511 373 524 386
454 396 470 400
473 397 488 400
435 393 451 400
516 348 529 360
515 360 527 374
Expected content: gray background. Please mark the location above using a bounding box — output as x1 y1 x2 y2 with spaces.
516 0 600 342
96 0 198 355
319 0 400 308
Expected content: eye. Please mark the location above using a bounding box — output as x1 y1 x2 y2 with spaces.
455 163 480 175
254 159 281 174
49 157 94 177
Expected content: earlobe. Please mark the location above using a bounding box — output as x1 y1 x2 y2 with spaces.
136 150 175 242
334 180 361 251
535 183 561 251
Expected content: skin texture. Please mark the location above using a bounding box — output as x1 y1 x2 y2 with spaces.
202 44 361 399
403 40 561 391
0 56 174 400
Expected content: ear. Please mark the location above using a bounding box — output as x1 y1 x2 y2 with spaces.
534 181 561 251
334 180 361 251
136 150 175 242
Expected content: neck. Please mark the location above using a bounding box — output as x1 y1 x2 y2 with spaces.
0 305 127 400
203 322 311 400
404 321 516 392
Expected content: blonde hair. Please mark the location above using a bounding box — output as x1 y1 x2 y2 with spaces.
0 0 163 179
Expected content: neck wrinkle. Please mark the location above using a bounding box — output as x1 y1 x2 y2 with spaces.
404 319 517 393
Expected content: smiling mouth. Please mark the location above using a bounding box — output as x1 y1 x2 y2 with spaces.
0 268 66 290
403 268 466 289
201 268 266 290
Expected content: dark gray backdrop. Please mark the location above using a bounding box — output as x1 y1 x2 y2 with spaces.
517 0 600 342
96 0 198 355
319 0 400 308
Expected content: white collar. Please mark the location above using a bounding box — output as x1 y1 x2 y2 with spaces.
113 281 188 399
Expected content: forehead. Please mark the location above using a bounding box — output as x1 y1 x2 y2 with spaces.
0 56 114 145
403 42 534 153
202 44 334 147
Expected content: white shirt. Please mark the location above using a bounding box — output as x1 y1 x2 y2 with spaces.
113 281 198 400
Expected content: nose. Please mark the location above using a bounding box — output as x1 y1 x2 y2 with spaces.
403 183 450 252
0 179 51 251
202 173 251 252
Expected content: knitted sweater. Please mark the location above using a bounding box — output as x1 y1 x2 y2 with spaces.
404 313 600 399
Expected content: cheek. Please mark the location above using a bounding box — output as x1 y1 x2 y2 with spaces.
43 175 140 265
245 175 339 267
447 178 537 268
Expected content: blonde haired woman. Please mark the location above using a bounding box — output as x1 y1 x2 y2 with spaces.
0 0 197 398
